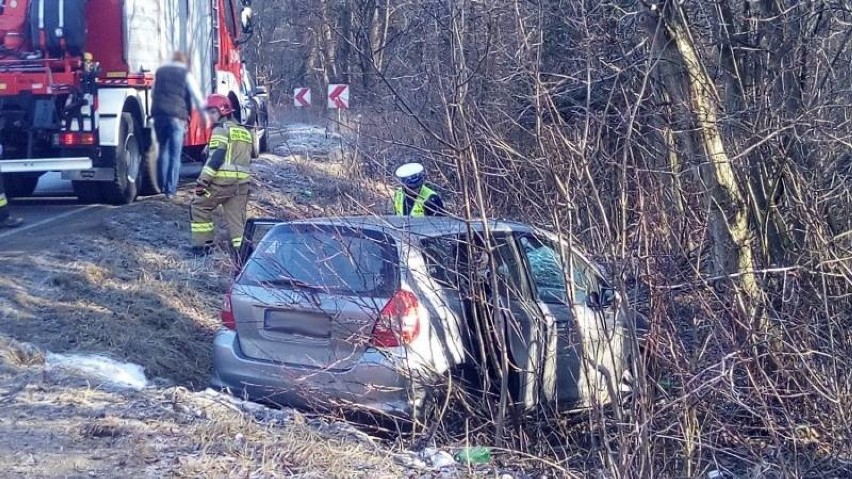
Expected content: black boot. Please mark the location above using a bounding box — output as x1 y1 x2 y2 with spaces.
0 216 23 228
187 244 214 257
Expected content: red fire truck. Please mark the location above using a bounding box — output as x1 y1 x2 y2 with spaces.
0 0 265 204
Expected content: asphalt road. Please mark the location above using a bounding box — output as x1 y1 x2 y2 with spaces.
0 165 201 255
0 126 287 256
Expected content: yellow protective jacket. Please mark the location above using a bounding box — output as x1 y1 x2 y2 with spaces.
394 185 438 216
199 120 253 186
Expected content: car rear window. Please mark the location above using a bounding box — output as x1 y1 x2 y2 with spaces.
420 233 527 299
239 224 398 296
420 236 463 288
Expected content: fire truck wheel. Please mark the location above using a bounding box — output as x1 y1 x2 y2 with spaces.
259 129 268 153
3 173 40 198
138 133 160 196
250 127 260 159
104 113 141 205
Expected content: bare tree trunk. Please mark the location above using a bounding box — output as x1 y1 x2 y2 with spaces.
654 3 764 340
339 5 353 85
319 0 337 84
373 0 391 72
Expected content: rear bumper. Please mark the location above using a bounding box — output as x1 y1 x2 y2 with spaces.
210 329 421 418
0 157 93 173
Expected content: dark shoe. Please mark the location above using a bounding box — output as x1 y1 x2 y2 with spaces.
0 217 23 228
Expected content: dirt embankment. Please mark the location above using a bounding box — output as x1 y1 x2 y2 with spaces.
0 125 430 478
0 125 389 389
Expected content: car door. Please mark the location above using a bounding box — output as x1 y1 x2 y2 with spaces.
514 232 580 408
238 218 284 271
479 231 552 411
569 251 627 407
424 229 545 410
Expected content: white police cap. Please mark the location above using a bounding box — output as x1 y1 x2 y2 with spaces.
394 162 424 179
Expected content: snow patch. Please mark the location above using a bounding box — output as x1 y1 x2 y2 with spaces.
275 123 343 158
46 353 148 391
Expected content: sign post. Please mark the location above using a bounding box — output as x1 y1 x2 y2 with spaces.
327 84 349 109
293 87 310 123
327 84 349 135
293 87 311 107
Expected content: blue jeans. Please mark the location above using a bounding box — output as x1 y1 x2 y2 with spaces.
154 116 187 196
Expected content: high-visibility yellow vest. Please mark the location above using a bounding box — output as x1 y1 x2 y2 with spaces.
201 120 253 185
394 185 436 216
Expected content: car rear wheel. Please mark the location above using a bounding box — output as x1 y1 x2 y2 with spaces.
409 365 478 443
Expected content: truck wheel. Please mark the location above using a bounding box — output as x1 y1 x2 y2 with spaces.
72 181 105 204
3 173 40 198
183 145 206 163
251 127 260 159
258 128 268 153
138 131 160 196
103 113 142 205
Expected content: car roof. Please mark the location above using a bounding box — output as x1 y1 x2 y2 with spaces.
285 215 535 238
264 215 607 279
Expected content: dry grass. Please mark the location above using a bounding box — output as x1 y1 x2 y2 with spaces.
81 416 135 438
0 135 454 478
0 336 44 368
0 359 411 479
0 198 238 387
176 417 403 478
0 253 221 387
249 153 390 220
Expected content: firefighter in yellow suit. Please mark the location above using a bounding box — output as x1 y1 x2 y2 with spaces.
0 145 24 229
0 176 24 228
189 94 253 257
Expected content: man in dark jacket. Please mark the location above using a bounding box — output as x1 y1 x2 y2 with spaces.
151 51 206 200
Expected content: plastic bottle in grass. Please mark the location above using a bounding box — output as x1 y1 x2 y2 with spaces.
454 446 491 464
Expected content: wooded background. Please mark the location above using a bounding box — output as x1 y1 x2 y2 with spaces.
246 0 852 476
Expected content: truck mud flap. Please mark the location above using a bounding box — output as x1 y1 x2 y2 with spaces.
61 167 116 182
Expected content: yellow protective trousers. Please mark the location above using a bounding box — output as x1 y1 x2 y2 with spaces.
0 175 9 221
189 182 249 248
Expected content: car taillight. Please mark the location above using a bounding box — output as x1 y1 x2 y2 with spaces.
371 290 423 348
221 290 236 330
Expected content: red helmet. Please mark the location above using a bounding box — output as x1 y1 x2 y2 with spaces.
205 94 234 116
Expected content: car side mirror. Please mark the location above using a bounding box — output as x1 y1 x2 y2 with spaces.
252 86 268 97
586 291 602 309
586 287 615 310
600 287 616 307
241 7 254 33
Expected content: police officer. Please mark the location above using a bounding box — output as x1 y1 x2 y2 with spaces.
189 94 253 257
393 162 445 216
